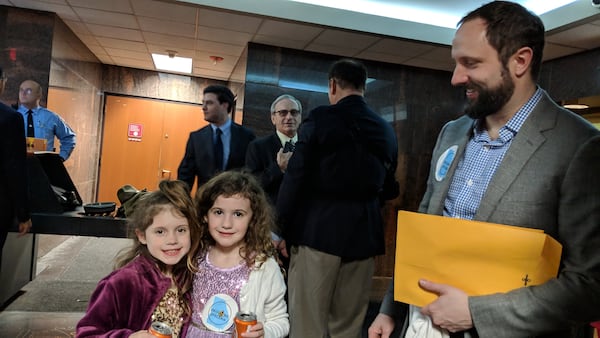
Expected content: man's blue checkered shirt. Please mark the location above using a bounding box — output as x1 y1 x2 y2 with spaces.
443 88 543 220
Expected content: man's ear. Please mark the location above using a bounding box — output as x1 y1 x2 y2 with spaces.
135 229 147 244
329 78 337 96
513 46 533 78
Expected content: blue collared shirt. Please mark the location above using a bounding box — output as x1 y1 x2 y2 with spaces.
18 105 76 160
443 88 543 220
211 118 232 170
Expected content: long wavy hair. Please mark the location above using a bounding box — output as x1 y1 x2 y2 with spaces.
195 170 275 268
114 179 202 318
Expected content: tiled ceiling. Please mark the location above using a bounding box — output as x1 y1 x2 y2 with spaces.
1 0 600 83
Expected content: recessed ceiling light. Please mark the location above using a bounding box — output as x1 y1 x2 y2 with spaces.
152 52 192 74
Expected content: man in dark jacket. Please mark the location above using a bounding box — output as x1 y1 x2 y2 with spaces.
277 59 399 338
177 85 255 190
0 66 32 269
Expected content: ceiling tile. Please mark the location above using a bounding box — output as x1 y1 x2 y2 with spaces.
367 38 436 58
104 48 152 61
354 50 410 65
194 40 245 57
95 37 147 51
138 16 196 38
143 32 195 49
257 20 323 42
305 43 359 58
147 45 195 59
192 68 230 81
542 43 585 61
131 0 197 24
546 24 600 49
197 7 263 33
312 29 380 50
116 57 155 70
10 0 78 20
196 26 253 46
194 50 238 67
66 0 133 13
86 24 144 41
72 7 138 29
253 35 310 50
86 44 108 55
63 19 92 35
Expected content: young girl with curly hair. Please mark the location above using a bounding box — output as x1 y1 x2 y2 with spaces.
77 180 201 338
186 171 288 338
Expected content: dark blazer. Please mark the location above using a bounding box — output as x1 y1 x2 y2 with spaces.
276 95 399 260
245 133 285 206
380 90 600 338
0 102 30 243
177 121 255 189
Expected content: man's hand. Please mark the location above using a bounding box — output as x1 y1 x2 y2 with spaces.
276 149 293 173
273 239 288 258
419 279 473 333
367 313 395 338
18 219 32 237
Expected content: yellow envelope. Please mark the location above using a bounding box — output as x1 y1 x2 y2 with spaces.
394 211 562 307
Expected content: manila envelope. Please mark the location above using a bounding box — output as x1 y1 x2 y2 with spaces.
394 210 562 307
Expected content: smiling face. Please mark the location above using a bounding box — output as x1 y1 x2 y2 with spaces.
451 18 515 119
136 206 191 272
206 194 252 253
271 98 301 138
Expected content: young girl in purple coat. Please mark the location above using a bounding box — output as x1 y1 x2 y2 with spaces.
77 180 202 338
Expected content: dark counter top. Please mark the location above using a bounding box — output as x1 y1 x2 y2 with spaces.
10 207 129 238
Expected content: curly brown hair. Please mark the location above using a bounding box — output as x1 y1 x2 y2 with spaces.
114 179 202 318
194 170 275 267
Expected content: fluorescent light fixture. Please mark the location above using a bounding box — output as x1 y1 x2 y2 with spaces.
152 53 192 74
287 0 578 29
563 104 589 109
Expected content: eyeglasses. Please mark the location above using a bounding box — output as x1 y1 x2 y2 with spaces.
274 109 300 117
20 88 33 95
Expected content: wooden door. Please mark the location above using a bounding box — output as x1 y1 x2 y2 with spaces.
97 95 205 203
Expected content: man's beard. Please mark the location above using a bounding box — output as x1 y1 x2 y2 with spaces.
464 68 515 120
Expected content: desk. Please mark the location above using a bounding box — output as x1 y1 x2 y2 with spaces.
1 209 128 305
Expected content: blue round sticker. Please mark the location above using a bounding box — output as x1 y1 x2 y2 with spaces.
435 145 458 181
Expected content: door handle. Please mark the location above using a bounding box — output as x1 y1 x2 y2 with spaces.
161 169 171 179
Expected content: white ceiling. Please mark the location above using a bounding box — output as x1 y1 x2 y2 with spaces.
1 0 600 82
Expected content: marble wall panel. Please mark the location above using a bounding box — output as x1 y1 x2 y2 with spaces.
540 48 600 103
49 18 103 204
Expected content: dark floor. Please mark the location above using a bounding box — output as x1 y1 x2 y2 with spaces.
0 235 396 338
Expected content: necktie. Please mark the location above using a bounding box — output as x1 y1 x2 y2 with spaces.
283 140 295 153
214 128 223 171
27 110 35 137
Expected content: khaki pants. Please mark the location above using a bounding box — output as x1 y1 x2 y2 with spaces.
287 245 374 338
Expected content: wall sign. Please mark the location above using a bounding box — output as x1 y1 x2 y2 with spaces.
128 123 143 142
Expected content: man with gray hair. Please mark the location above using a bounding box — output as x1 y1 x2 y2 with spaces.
245 94 303 257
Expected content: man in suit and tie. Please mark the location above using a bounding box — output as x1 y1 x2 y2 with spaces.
178 85 255 190
368 2 600 338
0 66 32 270
245 93 303 259
277 59 400 338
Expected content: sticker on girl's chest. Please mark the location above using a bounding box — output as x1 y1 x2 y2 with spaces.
435 145 458 182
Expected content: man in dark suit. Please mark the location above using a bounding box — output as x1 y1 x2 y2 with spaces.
246 94 303 260
277 59 399 338
368 2 600 338
177 85 255 190
0 66 32 270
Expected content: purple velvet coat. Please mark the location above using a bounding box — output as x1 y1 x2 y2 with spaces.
76 255 190 337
